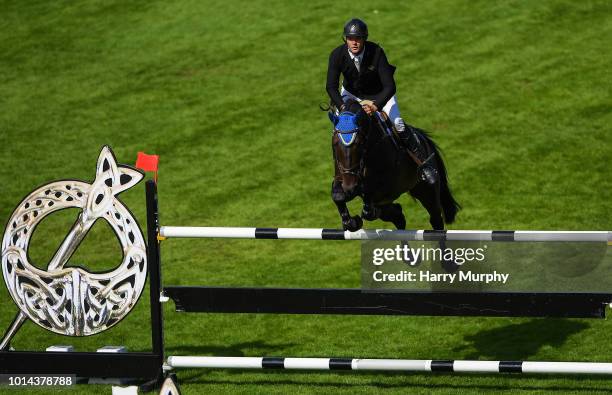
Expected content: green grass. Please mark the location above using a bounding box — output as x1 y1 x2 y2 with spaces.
0 0 611 393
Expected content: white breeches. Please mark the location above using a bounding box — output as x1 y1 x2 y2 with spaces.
340 87 405 131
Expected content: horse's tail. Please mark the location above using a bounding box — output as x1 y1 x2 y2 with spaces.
417 130 461 224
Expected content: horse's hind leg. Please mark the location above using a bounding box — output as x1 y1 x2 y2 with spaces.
409 183 458 272
410 182 444 230
379 203 406 230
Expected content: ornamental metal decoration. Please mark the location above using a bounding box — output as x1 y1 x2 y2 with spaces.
1 146 147 339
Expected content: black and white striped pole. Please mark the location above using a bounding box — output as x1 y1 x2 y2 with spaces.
159 227 611 243
166 356 612 375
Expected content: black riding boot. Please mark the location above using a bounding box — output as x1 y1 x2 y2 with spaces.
397 123 438 185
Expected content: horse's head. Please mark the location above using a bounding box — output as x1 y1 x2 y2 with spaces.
329 100 368 198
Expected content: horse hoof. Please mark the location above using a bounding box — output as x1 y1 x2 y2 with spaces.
343 216 363 232
361 208 378 221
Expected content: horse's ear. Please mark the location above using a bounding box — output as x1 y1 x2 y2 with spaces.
328 111 339 126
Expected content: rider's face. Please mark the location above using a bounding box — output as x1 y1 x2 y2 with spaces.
346 36 364 54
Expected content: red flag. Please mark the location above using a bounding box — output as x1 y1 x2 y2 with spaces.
136 152 159 181
136 152 159 172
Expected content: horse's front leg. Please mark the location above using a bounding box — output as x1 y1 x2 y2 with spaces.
331 180 363 231
361 193 380 222
361 202 379 222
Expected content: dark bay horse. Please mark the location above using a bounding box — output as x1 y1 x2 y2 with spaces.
329 101 460 233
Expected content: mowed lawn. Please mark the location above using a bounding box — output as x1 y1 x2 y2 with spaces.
0 0 611 394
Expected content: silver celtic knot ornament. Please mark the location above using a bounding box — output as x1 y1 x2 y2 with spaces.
1 146 147 337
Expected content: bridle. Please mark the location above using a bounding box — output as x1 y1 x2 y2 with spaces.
333 122 367 179
336 156 364 178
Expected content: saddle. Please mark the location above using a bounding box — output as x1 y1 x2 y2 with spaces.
360 100 433 168
359 100 402 148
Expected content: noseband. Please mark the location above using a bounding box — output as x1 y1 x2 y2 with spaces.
336 155 364 177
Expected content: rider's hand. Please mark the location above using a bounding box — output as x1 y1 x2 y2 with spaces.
362 103 378 115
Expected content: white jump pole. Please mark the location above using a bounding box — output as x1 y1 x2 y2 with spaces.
159 227 612 243
166 356 612 375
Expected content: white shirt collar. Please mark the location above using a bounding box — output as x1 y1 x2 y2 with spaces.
348 48 365 63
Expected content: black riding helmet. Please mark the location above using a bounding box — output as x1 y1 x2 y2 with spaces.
343 18 368 40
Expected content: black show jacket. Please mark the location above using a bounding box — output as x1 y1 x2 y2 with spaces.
326 41 396 109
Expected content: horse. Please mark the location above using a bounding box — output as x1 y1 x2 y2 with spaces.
329 100 460 237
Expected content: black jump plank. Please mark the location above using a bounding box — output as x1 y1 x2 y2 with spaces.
164 286 612 318
0 351 161 378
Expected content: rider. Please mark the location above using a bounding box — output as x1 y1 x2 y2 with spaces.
326 18 437 185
